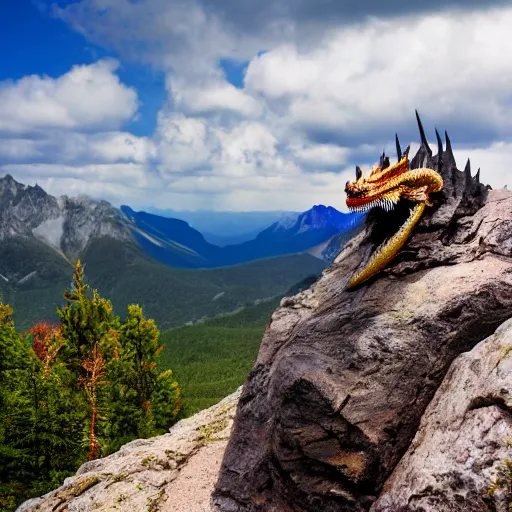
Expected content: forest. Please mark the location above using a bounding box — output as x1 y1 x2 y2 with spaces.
0 261 182 511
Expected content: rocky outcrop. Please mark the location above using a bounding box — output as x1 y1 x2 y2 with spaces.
212 121 512 511
17 387 242 512
372 317 512 511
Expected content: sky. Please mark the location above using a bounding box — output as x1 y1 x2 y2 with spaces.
0 0 511 212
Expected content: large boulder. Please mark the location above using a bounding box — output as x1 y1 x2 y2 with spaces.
212 124 512 511
372 317 512 511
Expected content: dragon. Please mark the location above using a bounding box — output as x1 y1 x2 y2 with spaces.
344 112 444 289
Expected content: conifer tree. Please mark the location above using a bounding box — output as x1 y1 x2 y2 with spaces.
1 307 85 508
57 260 120 373
107 304 182 447
56 260 120 457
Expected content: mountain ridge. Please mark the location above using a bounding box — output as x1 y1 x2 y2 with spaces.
122 202 364 268
1 174 362 270
0 174 329 330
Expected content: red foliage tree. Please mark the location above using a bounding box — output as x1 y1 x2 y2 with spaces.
27 322 57 361
27 322 64 378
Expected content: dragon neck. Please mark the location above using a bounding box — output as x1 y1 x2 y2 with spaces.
346 202 426 289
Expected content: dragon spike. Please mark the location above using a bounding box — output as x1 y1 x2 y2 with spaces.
415 109 432 156
464 158 472 183
444 130 456 167
435 128 443 155
435 128 443 169
355 165 363 180
474 168 480 184
403 144 410 160
396 133 402 161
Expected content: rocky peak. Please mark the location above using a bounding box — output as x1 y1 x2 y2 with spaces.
212 116 512 511
0 174 131 260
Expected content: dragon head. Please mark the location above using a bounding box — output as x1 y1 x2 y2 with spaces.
345 144 443 214
344 119 444 289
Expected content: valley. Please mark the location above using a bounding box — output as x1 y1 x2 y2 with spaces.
0 174 361 331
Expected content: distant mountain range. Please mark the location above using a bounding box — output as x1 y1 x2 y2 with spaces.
121 204 364 268
0 174 363 330
145 208 294 246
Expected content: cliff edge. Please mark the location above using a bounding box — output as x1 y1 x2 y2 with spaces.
212 126 512 511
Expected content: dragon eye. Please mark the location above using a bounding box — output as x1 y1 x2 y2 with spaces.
355 166 363 180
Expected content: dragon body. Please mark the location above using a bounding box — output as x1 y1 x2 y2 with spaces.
344 114 444 288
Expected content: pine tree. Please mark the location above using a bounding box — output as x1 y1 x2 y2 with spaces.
151 369 183 433
106 304 182 448
0 304 34 509
57 260 120 373
56 260 120 457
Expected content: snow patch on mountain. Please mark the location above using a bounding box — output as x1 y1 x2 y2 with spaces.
32 216 65 250
274 212 300 231
131 226 164 247
18 271 37 284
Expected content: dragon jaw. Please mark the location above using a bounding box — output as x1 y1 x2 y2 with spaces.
344 142 443 289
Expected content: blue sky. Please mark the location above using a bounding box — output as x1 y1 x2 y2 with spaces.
0 1 248 137
0 0 510 211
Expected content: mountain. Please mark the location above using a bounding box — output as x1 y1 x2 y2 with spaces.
0 174 131 259
0 175 326 330
122 203 365 268
206 205 364 267
252 204 364 255
120 205 217 268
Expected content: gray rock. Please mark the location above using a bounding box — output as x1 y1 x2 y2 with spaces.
212 127 512 511
371 318 512 512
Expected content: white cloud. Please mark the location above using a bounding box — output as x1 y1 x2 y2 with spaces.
169 78 263 118
0 132 155 165
215 121 296 178
4 3 512 212
79 132 156 163
1 163 152 188
244 7 512 137
0 59 139 134
154 113 219 173
453 141 512 190
290 143 349 168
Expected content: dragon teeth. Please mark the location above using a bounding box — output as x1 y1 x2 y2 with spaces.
348 198 398 213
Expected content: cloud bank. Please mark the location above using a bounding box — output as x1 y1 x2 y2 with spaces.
2 1 512 211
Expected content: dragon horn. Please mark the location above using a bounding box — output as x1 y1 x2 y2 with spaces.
415 109 432 156
396 133 402 161
355 166 363 180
